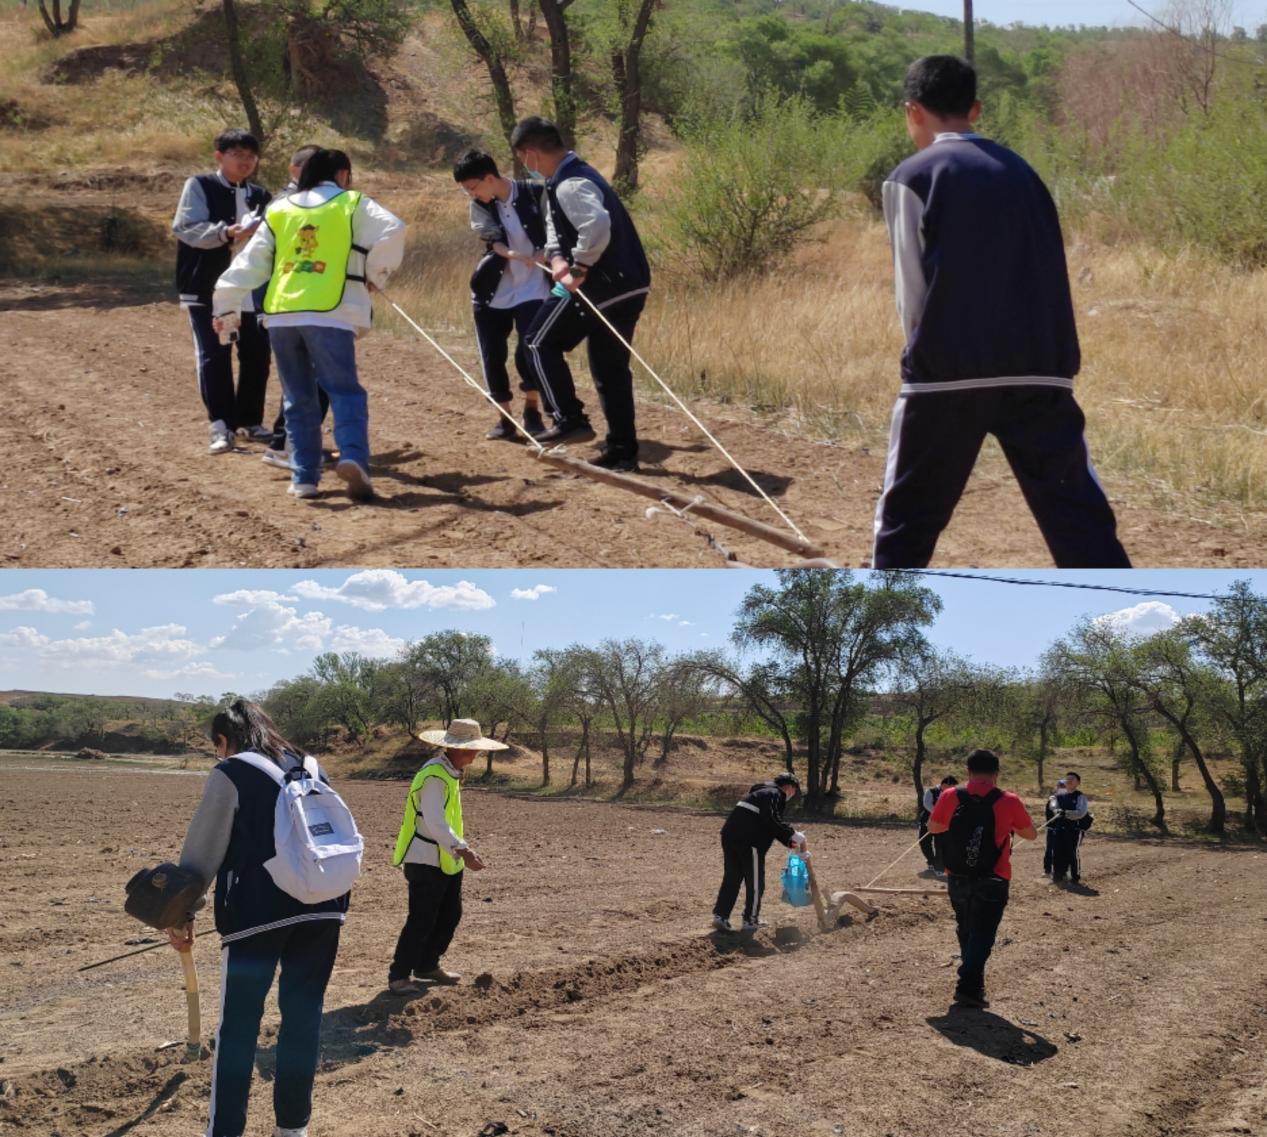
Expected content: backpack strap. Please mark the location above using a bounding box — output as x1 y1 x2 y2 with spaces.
230 750 317 786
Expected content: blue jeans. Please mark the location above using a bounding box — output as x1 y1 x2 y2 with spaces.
268 325 368 486
947 874 1010 995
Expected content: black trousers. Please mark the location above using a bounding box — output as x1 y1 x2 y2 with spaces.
1043 826 1057 873
270 387 330 451
946 874 1009 996
1051 827 1084 881
525 291 645 457
918 821 940 868
473 299 544 404
713 837 766 924
872 386 1131 569
187 304 270 430
388 863 463 982
208 919 341 1137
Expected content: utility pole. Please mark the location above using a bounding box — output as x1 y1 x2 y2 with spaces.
963 0 975 64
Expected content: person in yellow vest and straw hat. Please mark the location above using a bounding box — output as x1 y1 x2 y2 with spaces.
212 147 405 502
387 718 505 995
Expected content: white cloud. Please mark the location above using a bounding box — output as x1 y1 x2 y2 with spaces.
0 624 204 669
213 589 296 608
143 661 237 681
0 588 94 616
292 570 495 612
1095 601 1182 637
74 621 92 632
211 601 331 653
511 584 557 601
650 612 694 627
330 625 406 659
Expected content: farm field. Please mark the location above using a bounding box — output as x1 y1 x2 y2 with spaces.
2 757 1266 1137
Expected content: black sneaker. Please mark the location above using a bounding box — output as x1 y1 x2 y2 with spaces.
523 407 546 436
536 417 595 445
485 416 520 442
590 449 639 473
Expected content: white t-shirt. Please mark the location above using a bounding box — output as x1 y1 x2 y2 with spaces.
490 184 550 310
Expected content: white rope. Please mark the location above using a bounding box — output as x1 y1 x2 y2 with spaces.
384 296 546 454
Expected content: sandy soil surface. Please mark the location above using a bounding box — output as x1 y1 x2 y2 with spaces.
2 756 1266 1137
3 280 1264 569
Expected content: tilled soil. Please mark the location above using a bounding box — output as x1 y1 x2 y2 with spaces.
2 760 1266 1137
3 282 1264 568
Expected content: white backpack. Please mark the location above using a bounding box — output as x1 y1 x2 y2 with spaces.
233 751 364 904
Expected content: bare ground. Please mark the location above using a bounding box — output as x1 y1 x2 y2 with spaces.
2 758 1266 1137
3 280 1265 569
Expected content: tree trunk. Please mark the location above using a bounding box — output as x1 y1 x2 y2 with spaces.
451 0 523 171
963 0 975 64
1123 722 1166 833
67 0 81 31
540 728 550 786
610 0 656 196
222 0 265 142
1171 735 1184 792
1036 718 1049 792
1152 703 1226 836
570 728 583 786
526 0 538 40
912 720 927 816
655 724 674 767
36 0 58 35
535 0 576 147
509 0 523 40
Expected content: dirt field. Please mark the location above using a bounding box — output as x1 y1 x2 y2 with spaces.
2 756 1266 1137
3 278 1266 569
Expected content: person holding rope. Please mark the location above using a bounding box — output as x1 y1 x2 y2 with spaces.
1042 777 1066 876
926 748 1036 1009
511 115 652 472
874 55 1131 569
168 699 354 1137
711 772 806 933
918 774 958 876
212 148 406 502
1049 771 1090 885
387 719 500 994
172 128 273 455
453 148 553 443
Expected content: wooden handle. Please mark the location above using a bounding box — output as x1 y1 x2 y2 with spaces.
179 948 201 1059
802 853 832 932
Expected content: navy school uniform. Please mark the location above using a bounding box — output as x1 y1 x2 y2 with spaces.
173 172 273 430
875 134 1130 569
713 783 797 925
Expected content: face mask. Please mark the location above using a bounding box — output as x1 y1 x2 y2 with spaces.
525 166 546 182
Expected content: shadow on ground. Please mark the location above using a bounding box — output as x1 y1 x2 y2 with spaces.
926 1009 1059 1066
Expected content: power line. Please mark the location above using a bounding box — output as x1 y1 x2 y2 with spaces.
897 569 1224 602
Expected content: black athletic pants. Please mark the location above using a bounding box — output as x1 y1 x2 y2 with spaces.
713 837 766 925
207 919 341 1137
270 388 330 452
187 304 270 430
1043 826 1057 874
946 874 1009 997
1051 827 1083 882
473 299 543 404
872 386 1131 569
525 291 645 458
388 863 463 982
918 820 940 868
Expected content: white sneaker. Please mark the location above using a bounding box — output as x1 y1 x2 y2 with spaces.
275 1128 308 1137
240 423 274 442
288 482 319 500
336 458 374 501
711 914 733 933
741 919 766 932
208 420 234 454
262 448 291 470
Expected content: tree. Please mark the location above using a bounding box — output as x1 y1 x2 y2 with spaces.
559 645 603 787
535 0 577 146
652 654 716 767
451 0 523 163
892 647 978 813
684 653 797 773
36 0 81 37
528 648 585 785
222 0 265 141
408 631 495 725
589 638 665 792
1019 657 1077 791
467 660 533 779
733 570 940 811
610 0 659 195
963 0 975 65
375 652 439 737
311 652 383 745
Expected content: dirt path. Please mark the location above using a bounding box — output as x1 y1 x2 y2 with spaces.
2 762 1265 1137
3 282 1263 568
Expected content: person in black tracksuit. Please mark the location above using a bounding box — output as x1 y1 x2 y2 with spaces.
918 775 958 872
452 148 556 442
712 773 806 932
876 56 1130 569
172 128 274 453
511 116 652 472
1043 778 1066 875
171 699 349 1137
1050 772 1090 884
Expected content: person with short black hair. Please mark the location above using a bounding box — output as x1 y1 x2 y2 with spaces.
1049 771 1090 884
212 148 406 502
927 748 1037 1008
172 127 273 454
874 56 1131 569
169 698 350 1137
711 772 807 933
510 115 652 472
1043 777 1066 876
453 148 554 442
918 774 958 875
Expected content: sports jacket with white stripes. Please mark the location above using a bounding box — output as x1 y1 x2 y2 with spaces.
720 783 796 852
882 133 1080 394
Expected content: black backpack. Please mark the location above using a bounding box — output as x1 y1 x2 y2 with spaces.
941 788 1003 878
1078 811 1094 832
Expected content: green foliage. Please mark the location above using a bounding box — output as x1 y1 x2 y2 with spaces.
729 15 856 114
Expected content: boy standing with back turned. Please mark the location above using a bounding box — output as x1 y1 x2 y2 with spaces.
874 56 1131 569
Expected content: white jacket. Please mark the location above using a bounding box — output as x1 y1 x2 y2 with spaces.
212 182 406 331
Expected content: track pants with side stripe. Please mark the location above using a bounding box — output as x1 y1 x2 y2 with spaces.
473 299 544 403
713 837 767 925
187 304 270 430
1051 827 1084 882
206 919 341 1137
871 386 1131 569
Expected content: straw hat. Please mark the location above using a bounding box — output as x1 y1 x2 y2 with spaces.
416 718 508 751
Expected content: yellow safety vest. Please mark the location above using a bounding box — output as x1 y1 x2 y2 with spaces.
393 760 465 875
263 190 364 315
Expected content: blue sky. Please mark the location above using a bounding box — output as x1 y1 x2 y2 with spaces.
898 0 1267 30
1 569 1265 699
